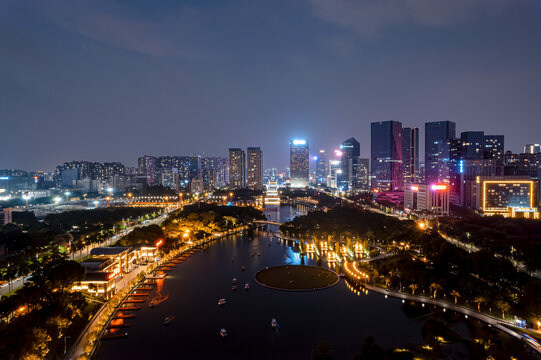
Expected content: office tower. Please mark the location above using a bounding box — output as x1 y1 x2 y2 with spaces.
402 127 419 185
315 150 329 186
201 157 228 190
290 139 309 188
353 158 370 192
229 148 246 189
475 176 538 218
138 155 158 186
371 121 403 192
247 147 263 190
484 135 504 161
524 144 541 154
425 121 456 184
328 159 341 189
339 137 361 191
460 131 485 160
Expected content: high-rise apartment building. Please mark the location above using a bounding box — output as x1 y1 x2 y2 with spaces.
247 147 263 190
425 121 456 184
201 157 228 190
339 137 361 192
290 139 309 188
228 148 245 189
402 127 419 185
371 121 403 192
315 150 329 186
138 155 158 186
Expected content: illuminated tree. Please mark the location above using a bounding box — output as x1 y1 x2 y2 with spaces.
408 284 418 296
450 290 461 304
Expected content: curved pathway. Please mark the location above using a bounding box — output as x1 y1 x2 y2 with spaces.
360 283 541 354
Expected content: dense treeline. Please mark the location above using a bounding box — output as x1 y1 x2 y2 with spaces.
0 250 89 360
0 207 160 254
280 207 422 244
438 215 541 272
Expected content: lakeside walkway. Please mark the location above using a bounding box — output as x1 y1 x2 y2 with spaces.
348 280 541 354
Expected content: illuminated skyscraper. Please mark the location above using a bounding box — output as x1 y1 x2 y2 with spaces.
228 148 245 189
247 147 263 190
339 137 360 191
371 121 403 191
290 139 309 188
315 150 329 186
425 121 456 184
402 127 419 185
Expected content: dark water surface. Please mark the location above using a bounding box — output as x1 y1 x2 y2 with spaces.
93 206 487 359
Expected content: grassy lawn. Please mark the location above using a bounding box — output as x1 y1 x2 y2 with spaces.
255 265 338 290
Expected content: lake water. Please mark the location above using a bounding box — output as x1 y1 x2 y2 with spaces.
94 205 516 359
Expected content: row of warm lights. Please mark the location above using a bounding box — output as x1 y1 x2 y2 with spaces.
345 280 369 296
344 261 369 281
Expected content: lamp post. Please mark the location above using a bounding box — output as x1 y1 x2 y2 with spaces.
64 191 71 202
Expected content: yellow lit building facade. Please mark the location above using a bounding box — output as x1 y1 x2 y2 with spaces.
475 176 539 219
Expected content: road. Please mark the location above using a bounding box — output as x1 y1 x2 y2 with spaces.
0 213 169 297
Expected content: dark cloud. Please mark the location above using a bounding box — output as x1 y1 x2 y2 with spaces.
0 0 540 171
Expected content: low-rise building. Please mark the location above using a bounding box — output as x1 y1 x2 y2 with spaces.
404 183 449 216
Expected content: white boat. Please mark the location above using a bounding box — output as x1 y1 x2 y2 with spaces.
241 266 246 271
232 285 237 291
271 318 277 328
164 317 170 326
257 252 261 256
220 328 227 337
232 278 237 284
218 298 227 306
244 283 249 290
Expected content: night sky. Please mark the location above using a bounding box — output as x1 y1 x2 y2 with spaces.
1 0 540 171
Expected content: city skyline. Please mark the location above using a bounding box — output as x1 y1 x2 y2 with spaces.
2 1 541 170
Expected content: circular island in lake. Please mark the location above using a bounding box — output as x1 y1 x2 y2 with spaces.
255 265 340 291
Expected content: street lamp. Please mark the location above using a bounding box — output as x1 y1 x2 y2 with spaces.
64 191 71 202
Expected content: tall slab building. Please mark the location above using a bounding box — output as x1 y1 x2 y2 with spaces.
371 121 403 192
425 121 456 184
315 150 329 186
290 139 309 188
402 127 419 185
339 137 361 192
228 148 245 189
247 147 263 190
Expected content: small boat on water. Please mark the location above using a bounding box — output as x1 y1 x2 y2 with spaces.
232 285 237 291
244 283 249 290
271 318 277 328
220 328 228 337
218 298 227 306
257 252 261 256
251 253 255 257
230 258 235 263
164 317 170 326
232 278 237 284
241 266 246 271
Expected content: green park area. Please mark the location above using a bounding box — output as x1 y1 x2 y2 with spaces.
255 265 339 291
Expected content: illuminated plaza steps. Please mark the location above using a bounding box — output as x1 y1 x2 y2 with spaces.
128 293 149 297
157 267 174 271
136 286 154 291
112 314 136 319
123 299 145 303
118 306 141 311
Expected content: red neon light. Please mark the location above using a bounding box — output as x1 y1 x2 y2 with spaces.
411 185 419 192
155 239 163 247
